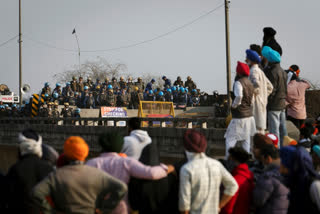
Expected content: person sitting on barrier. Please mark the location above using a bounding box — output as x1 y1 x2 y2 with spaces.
145 90 155 101
116 88 130 107
83 91 96 109
156 91 166 102
32 136 127 214
177 87 187 108
6 129 54 214
52 83 62 97
106 85 117 107
62 82 73 98
165 88 173 102
87 132 174 214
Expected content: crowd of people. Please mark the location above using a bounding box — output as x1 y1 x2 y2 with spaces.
0 116 320 214
38 75 201 109
0 26 320 214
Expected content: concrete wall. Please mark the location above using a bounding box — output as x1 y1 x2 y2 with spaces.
0 122 226 173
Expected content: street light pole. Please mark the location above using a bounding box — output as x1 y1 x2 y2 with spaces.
224 0 232 114
19 0 22 105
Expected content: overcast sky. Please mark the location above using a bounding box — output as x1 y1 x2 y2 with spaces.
1 0 320 95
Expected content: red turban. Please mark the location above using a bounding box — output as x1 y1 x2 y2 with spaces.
236 61 250 76
184 129 207 153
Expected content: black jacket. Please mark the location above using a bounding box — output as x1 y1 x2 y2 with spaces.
264 63 287 111
5 154 54 214
128 143 179 214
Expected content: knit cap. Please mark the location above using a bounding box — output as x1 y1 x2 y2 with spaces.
19 129 42 158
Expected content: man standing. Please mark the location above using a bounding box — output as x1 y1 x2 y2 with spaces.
262 46 287 145
286 72 310 129
146 79 155 91
135 77 145 91
179 130 238 214
32 136 127 214
246 49 273 134
162 76 171 89
262 27 282 56
225 62 256 157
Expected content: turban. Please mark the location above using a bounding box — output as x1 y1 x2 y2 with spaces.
184 130 207 153
64 136 89 161
236 61 250 76
263 27 277 37
246 49 261 63
19 129 42 158
262 46 281 63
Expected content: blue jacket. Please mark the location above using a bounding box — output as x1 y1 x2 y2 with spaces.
146 82 153 91
253 163 289 214
164 79 171 88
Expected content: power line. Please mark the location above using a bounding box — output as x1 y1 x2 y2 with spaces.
23 2 224 53
0 35 19 48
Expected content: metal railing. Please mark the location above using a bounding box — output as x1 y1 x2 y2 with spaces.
0 117 226 129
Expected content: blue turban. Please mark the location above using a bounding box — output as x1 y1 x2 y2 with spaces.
262 46 281 63
280 146 297 170
313 145 320 158
246 49 261 63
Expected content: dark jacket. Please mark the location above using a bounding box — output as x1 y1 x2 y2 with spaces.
128 143 179 214
263 38 282 56
253 163 289 214
264 63 287 111
5 154 54 214
231 77 254 118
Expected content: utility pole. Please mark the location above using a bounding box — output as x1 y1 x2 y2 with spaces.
224 0 231 114
72 29 81 75
19 0 22 105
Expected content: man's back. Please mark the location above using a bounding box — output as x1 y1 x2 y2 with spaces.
32 164 127 214
179 154 238 214
286 80 310 119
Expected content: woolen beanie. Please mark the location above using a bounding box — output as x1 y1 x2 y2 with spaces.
236 61 250 76
263 27 277 37
98 132 124 153
280 146 297 170
19 129 42 158
262 46 281 63
253 133 273 149
246 49 261 63
64 136 89 161
184 129 207 153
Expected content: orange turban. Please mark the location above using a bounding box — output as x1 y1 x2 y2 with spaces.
64 136 89 161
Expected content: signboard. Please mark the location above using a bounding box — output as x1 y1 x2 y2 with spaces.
0 95 19 103
101 107 128 118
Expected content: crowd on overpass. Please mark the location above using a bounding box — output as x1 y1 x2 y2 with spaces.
39 75 201 109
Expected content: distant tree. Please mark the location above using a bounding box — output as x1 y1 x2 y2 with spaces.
53 57 127 83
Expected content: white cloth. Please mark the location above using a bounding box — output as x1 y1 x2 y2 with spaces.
179 153 238 214
232 81 243 109
310 180 320 211
121 129 152 160
224 117 256 146
249 64 273 130
19 133 42 158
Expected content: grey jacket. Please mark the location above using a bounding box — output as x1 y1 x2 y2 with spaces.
32 163 127 214
264 63 287 111
253 163 289 214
